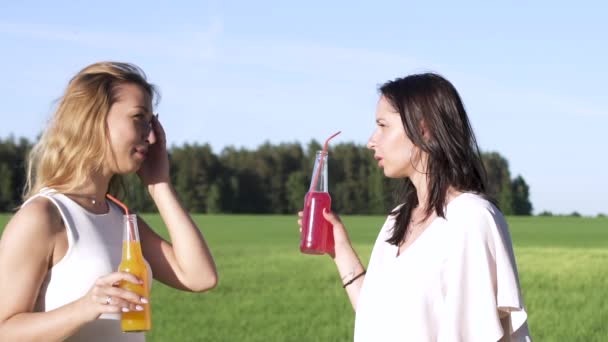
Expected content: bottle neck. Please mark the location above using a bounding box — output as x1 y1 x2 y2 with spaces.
309 151 328 192
122 214 142 259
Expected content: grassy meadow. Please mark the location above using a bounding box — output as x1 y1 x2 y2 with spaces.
0 214 606 341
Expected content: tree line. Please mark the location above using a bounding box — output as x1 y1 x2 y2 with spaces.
0 136 532 215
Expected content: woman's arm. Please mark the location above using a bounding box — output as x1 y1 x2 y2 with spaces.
136 114 218 292
0 199 143 341
139 183 218 292
298 209 366 310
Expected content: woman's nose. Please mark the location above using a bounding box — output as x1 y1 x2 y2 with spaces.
145 122 156 144
367 134 376 150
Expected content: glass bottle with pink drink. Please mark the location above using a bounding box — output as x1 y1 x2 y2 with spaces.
300 149 335 255
300 131 340 254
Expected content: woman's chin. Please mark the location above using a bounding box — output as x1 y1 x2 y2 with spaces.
383 169 405 179
120 161 143 175
383 169 395 178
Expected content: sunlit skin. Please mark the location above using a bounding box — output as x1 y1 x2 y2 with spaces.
106 83 156 175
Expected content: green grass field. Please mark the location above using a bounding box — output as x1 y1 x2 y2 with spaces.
1 214 607 341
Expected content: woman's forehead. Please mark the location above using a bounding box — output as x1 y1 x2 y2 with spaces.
114 83 152 107
376 97 399 118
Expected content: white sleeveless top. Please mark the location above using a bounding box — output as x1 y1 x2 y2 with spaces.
25 188 147 342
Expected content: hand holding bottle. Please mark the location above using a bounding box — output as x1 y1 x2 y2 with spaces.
299 131 341 255
75 272 147 323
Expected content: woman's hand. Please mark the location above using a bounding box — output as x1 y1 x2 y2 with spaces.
298 209 364 310
322 208 354 258
76 272 148 323
297 209 353 258
138 114 170 192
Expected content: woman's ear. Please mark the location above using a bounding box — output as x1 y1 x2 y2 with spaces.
419 119 431 141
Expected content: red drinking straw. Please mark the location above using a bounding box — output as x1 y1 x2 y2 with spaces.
106 193 135 241
309 130 341 196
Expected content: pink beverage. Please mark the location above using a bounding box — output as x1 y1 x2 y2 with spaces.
300 191 333 254
300 150 334 254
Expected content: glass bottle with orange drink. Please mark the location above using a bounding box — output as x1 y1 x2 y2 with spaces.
300 150 334 254
118 214 151 332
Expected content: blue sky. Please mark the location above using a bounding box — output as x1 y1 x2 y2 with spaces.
1 0 606 216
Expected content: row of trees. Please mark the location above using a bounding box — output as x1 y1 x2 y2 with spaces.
0 136 532 215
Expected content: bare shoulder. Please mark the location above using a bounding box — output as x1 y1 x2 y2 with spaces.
0 197 63 318
1 196 64 244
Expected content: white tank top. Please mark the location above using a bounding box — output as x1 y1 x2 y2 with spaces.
25 188 147 342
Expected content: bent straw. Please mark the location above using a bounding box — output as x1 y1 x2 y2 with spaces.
309 130 341 194
106 193 135 241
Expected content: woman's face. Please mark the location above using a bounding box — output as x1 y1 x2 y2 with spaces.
106 83 155 174
367 96 423 178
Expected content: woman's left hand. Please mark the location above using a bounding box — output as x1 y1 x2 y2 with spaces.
138 114 170 190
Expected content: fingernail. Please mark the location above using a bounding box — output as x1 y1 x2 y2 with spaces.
140 297 148 304
136 305 144 311
122 307 130 312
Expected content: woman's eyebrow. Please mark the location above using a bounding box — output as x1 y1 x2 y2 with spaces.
134 105 153 118
134 105 151 112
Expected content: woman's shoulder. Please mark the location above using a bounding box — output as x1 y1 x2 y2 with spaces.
0 196 63 258
15 196 64 235
446 192 500 216
444 192 505 236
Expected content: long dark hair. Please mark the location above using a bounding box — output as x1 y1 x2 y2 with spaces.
380 73 489 246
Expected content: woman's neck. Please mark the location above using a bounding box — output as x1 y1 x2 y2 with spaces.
410 173 461 214
69 172 112 203
410 172 429 210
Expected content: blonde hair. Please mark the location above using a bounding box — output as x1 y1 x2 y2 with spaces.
24 61 158 200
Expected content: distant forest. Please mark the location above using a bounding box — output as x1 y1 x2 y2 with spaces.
0 136 532 215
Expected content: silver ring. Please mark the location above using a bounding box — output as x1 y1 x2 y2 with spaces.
105 296 112 305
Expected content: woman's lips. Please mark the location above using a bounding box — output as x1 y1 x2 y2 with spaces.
374 155 383 167
134 147 148 160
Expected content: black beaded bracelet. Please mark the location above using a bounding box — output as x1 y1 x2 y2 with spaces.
343 270 366 288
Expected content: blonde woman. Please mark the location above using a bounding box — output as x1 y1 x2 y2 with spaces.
0 62 218 341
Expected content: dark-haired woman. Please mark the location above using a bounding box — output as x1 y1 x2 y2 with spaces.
298 73 531 341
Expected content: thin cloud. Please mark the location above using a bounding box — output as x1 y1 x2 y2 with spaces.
220 37 421 82
0 20 223 63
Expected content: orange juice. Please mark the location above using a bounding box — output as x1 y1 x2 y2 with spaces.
118 215 151 332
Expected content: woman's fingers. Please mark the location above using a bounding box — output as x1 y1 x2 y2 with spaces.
297 211 304 232
103 285 147 304
96 271 142 287
92 272 147 310
90 286 147 314
96 298 144 314
322 208 342 226
80 272 148 321
152 114 167 146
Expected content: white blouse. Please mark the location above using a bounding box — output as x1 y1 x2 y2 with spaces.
355 193 531 342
